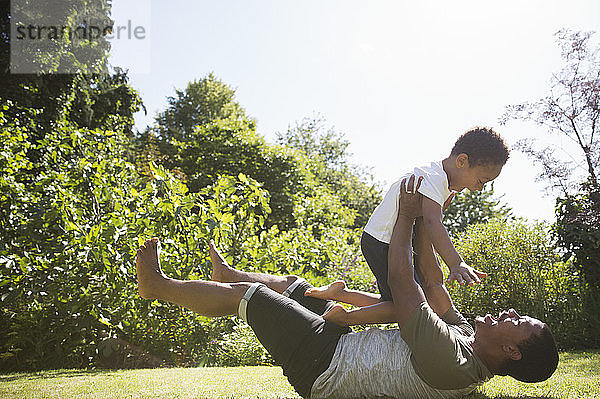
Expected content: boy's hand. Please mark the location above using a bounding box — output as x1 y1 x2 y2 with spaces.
398 175 423 218
447 262 487 285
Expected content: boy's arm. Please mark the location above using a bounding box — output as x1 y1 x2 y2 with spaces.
421 197 486 285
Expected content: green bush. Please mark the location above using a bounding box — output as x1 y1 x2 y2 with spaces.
0 98 368 370
555 183 600 348
449 220 585 349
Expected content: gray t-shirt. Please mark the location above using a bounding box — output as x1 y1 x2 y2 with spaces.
310 303 492 398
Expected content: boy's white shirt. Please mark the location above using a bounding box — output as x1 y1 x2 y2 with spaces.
364 161 452 244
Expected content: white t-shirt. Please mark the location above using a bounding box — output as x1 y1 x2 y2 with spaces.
364 161 452 243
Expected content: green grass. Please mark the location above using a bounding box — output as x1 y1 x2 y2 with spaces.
1 351 598 399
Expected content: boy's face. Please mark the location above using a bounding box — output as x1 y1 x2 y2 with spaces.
454 154 503 192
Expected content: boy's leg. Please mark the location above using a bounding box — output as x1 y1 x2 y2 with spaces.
136 238 249 316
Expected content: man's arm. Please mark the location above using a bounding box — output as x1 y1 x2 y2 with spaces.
388 213 427 328
413 217 453 317
311 209 425 328
343 216 456 325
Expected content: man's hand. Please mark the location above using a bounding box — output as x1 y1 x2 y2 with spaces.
398 175 423 218
447 261 488 286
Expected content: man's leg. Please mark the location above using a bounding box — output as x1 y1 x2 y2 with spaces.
137 238 348 398
209 241 335 317
209 241 297 294
136 238 249 316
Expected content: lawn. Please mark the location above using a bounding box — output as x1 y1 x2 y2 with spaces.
1 351 598 399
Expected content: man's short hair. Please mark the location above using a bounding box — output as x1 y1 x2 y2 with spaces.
450 127 510 167
499 324 559 383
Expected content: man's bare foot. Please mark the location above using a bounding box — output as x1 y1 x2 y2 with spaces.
323 304 350 326
209 240 232 282
136 238 167 299
304 280 347 301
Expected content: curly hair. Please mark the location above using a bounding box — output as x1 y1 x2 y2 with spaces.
498 324 559 383
450 127 510 167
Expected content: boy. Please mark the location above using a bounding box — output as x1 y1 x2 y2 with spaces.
307 127 510 322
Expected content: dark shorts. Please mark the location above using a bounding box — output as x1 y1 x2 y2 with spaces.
361 231 393 301
361 231 421 302
246 280 351 398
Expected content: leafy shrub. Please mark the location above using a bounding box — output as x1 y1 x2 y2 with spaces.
555 182 600 348
208 322 273 366
449 220 586 348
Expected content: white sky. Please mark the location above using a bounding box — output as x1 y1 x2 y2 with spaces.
109 0 600 222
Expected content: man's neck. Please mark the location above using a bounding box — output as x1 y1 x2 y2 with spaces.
471 338 500 375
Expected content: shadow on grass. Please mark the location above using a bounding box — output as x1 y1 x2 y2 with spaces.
0 369 119 382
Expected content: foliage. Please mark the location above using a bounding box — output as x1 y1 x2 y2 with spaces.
443 184 514 234
209 322 273 366
500 29 599 196
0 90 273 371
143 75 305 229
277 116 382 228
448 220 586 349
154 73 248 142
555 182 600 347
0 82 366 370
2 0 111 75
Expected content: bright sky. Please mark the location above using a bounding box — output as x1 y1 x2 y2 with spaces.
109 0 600 222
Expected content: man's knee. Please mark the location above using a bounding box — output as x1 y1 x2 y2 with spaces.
282 275 303 297
286 275 299 286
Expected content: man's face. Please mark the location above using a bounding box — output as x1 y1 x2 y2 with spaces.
474 308 546 344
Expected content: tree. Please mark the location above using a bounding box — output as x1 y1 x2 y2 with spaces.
1 0 143 150
501 30 600 347
443 184 514 235
554 183 600 347
277 116 382 228
2 0 111 75
146 74 305 229
500 29 599 195
154 73 248 142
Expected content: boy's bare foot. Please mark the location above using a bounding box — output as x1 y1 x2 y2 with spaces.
304 280 347 301
209 240 231 282
136 238 167 299
323 304 349 326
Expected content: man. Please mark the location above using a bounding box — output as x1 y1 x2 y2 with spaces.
135 177 559 398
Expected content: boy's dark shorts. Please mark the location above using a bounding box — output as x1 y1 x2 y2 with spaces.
245 280 351 398
361 231 393 301
361 231 421 302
